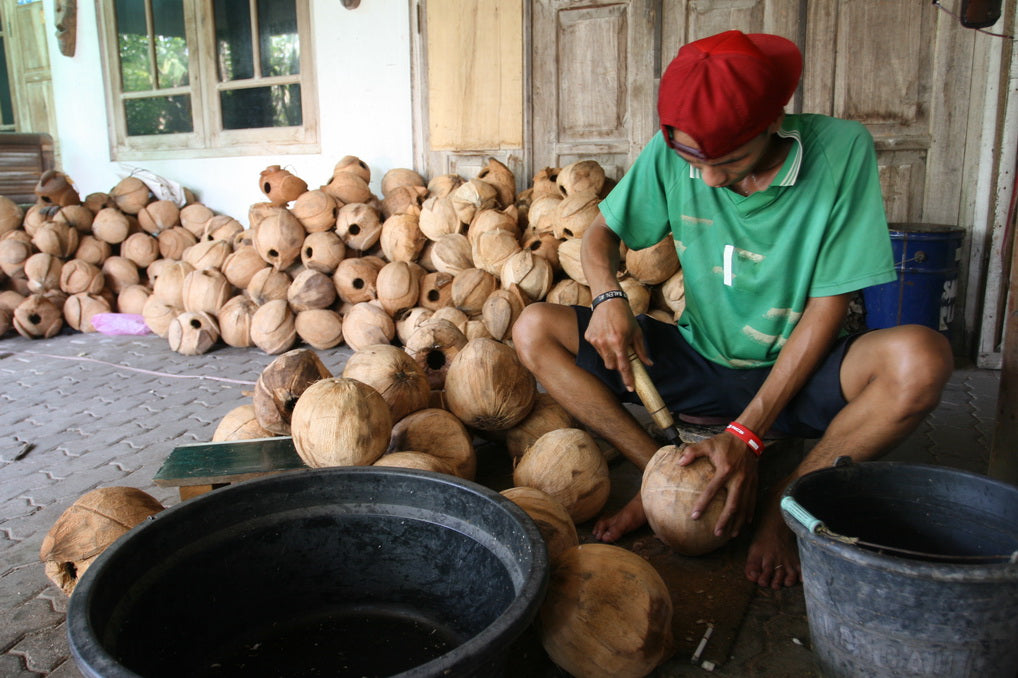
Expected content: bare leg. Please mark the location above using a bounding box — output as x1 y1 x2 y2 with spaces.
746 325 954 588
512 302 658 541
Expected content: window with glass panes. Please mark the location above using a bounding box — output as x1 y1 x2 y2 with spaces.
98 0 317 158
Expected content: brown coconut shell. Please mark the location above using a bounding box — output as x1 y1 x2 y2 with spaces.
100 256 140 294
73 235 112 267
13 294 61 339
376 260 425 317
0 196 24 235
427 173 465 198
381 167 427 198
83 192 115 214
373 451 453 475
117 284 151 315
342 344 430 423
471 228 521 278
539 543 674 678
403 318 468 390
380 184 428 220
300 231 346 274
222 246 269 289
546 278 592 307
379 211 426 263
444 337 536 431
451 178 499 225
513 428 610 523
333 155 371 183
335 202 384 252
0 307 11 337
152 260 195 307
322 171 373 205
182 268 232 315
395 307 434 344
291 189 339 232
287 268 337 312
619 277 651 316
553 192 601 240
501 486 579 564
23 204 56 236
24 252 63 293
253 348 332 436
250 298 297 355
557 238 587 285
141 295 180 338
217 295 258 348
137 199 181 235
92 207 133 244
39 487 164 595
63 293 111 332
556 160 607 197
521 229 561 271
476 157 516 208
246 267 292 305
167 311 220 355
202 215 244 243
179 203 215 237
212 403 273 442
342 301 395 351
418 271 454 311
59 260 105 295
35 169 81 207
294 308 344 349
625 236 680 285
54 204 95 234
467 206 520 245
500 249 553 302
419 195 462 241
290 377 392 467
32 221 79 258
120 232 161 268
0 236 34 276
656 268 685 318
430 306 469 335
111 176 152 214
429 233 473 275
254 206 305 270
0 289 26 312
481 288 525 342
333 255 384 304
157 226 198 260
387 407 476 480
451 268 498 317
465 319 492 341
531 167 562 200
259 165 308 205
504 392 576 463
641 446 730 556
528 195 563 235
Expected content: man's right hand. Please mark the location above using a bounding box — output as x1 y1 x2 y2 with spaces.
584 297 649 392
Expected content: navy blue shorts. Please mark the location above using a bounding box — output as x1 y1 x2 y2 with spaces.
574 306 861 438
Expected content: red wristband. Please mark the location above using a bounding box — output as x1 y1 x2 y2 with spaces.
726 422 763 456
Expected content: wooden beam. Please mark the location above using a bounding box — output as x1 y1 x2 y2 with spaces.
988 218 1018 483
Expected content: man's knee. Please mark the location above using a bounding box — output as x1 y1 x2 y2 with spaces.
512 302 574 369
856 324 953 413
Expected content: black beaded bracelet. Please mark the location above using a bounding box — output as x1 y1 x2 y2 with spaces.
591 289 628 310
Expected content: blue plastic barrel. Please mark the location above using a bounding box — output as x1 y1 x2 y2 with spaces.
862 223 965 336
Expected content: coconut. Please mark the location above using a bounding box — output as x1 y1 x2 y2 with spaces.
290 377 392 467
39 487 164 595
556 160 607 197
91 207 132 245
342 301 395 351
381 167 427 197
111 176 152 214
35 169 81 206
120 232 161 268
429 233 474 275
300 230 345 274
117 284 150 315
521 229 561 271
246 267 292 305
137 199 180 235
0 290 25 312
32 221 79 258
618 277 651 315
504 392 577 463
539 543 674 678
481 288 525 342
379 211 426 263
322 171 373 205
24 252 62 293
373 451 453 474
158 226 199 260
335 202 383 252
500 249 553 302
101 256 140 294
342 344 430 423
641 446 730 556
54 204 95 234
13 294 62 338
380 184 428 220
141 295 180 338
546 278 592 307
501 486 578 563
376 260 425 317
557 238 587 285
294 308 344 349
451 268 498 317
214 296 255 347
467 206 520 245
333 255 384 304
287 269 337 312
530 167 562 200
451 178 500 226
333 155 371 183
513 428 609 523
250 298 297 354
656 268 685 317
387 407 476 479
22 204 55 236
403 318 468 390
73 235 111 267
553 192 601 241
202 215 244 243
179 203 215 237
222 246 269 289
418 271 454 310
471 228 521 278
528 195 563 235
254 206 305 270
444 338 536 431
182 268 232 315
259 165 308 205
395 307 433 344
625 236 680 285
0 196 24 235
431 306 469 335
476 157 516 208
291 189 339 232
253 348 332 436
419 195 462 241
0 307 11 337
167 311 220 355
83 192 115 214
212 403 273 442
152 260 194 307
427 173 464 198
59 259 105 295
0 236 34 276
63 293 111 332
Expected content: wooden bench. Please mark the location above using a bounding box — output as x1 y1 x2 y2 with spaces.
153 436 308 500
0 132 54 205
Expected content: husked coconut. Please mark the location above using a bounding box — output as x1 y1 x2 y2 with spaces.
110 176 152 214
34 170 81 206
380 184 428 220
641 446 730 556
476 157 516 208
465 319 492 341
59 259 104 295
287 269 337 311
342 344 430 423
117 284 150 315
556 160 607 197
92 207 132 244
656 268 685 317
529 194 563 236
381 167 427 197
419 195 462 241
444 338 536 431
451 268 498 317
373 451 453 474
24 252 62 293
376 260 425 317
539 543 674 678
167 311 220 355
120 232 161 268
530 167 561 200
322 171 373 205
395 307 433 344
63 293 110 332
472 228 521 277
505 392 576 463
553 192 601 240
0 237 33 276
54 205 95 234
250 298 297 354
295 308 344 349
182 268 232 315
74 235 112 266
333 155 371 183
14 294 63 338
141 295 180 338
387 408 476 479
300 231 345 274
342 301 395 351
418 271 454 310
212 403 272 442
246 267 292 305
152 260 195 307
467 206 519 245
335 202 384 252
290 377 392 467
222 246 269 289
481 288 525 342
290 189 339 232
625 236 680 285
403 318 467 390
138 199 180 235
39 487 164 595
202 216 244 243
100 256 140 294
259 165 308 205
426 173 464 198
179 203 215 237
521 229 561 271
431 306 468 335
557 238 587 285
157 226 198 260
253 348 332 436
429 233 473 275
0 307 10 337
546 278 592 307
83 192 115 214
0 290 25 312
217 295 258 348
501 249 553 302
513 428 610 523
451 178 498 225
0 196 24 235
254 206 305 270
619 277 651 315
380 211 426 263
501 486 578 564
333 255 384 304
32 222 78 258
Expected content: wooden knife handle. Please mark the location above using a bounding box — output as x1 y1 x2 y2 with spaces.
627 352 676 433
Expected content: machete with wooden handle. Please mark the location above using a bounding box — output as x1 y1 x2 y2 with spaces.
627 352 681 445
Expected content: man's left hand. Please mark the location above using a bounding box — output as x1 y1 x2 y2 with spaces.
678 433 759 538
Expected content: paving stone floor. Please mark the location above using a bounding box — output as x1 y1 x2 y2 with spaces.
0 330 1004 677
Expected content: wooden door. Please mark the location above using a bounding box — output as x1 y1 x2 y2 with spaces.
1 0 56 144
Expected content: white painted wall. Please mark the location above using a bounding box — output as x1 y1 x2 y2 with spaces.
44 1 415 224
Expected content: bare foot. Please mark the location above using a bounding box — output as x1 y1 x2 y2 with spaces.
745 505 801 588
592 493 647 543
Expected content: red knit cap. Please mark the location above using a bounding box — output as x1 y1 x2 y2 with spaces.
658 31 802 160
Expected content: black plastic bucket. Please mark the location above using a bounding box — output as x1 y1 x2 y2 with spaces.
782 461 1018 678
66 467 548 678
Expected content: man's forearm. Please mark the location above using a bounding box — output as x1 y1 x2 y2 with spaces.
580 215 624 296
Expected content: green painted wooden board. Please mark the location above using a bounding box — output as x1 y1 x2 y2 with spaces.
153 436 307 487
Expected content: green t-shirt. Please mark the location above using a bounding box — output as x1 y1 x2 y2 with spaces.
599 114 896 368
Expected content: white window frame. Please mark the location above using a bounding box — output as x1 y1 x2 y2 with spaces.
95 0 319 160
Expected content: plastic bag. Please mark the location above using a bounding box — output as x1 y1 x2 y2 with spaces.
90 313 152 336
